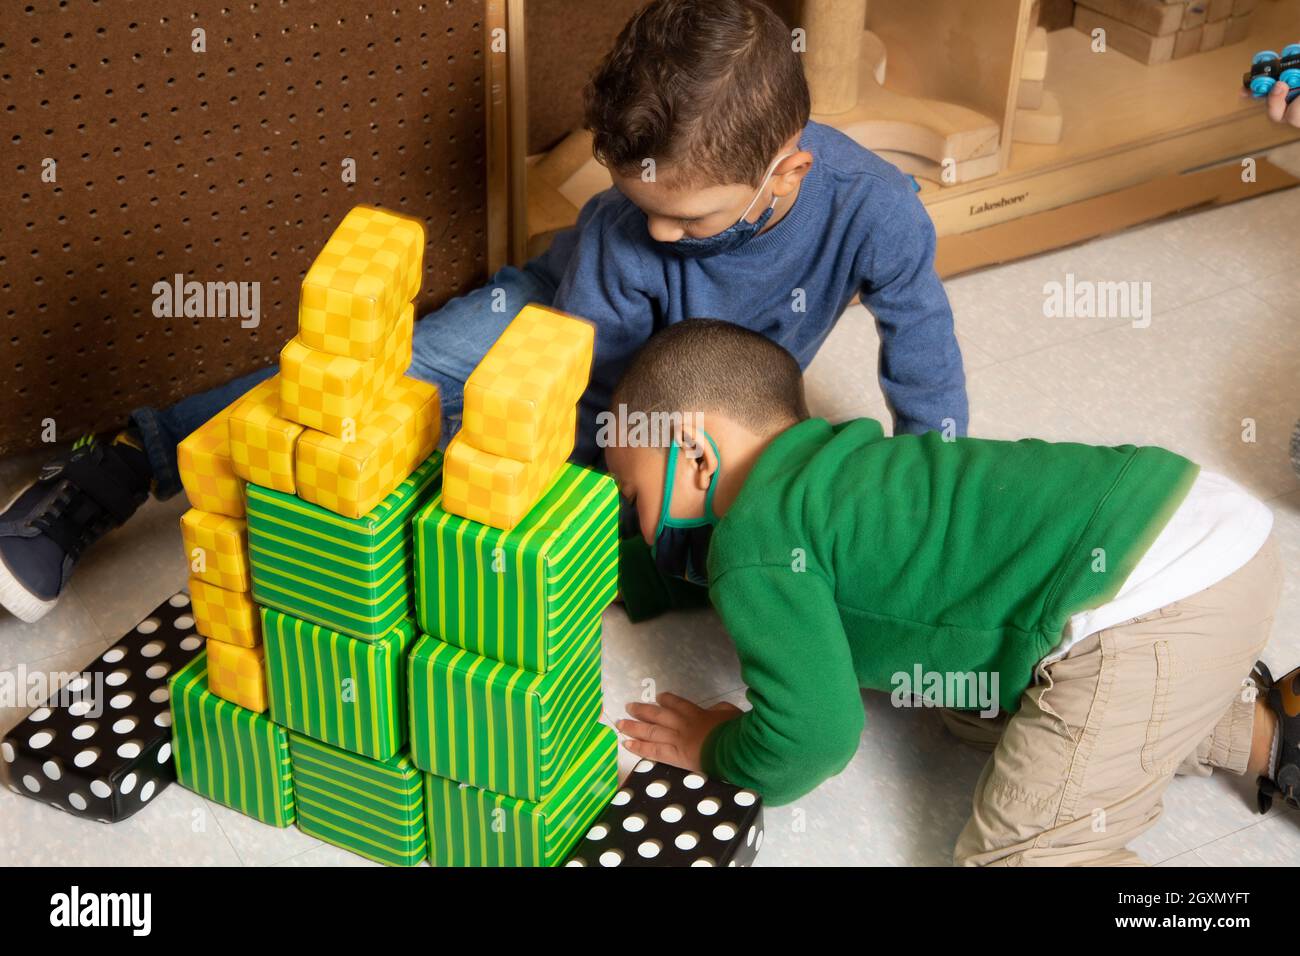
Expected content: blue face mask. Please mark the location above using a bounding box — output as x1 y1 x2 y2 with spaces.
651 431 721 587
666 154 791 259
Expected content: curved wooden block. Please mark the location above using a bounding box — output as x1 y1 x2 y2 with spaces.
814 31 1002 177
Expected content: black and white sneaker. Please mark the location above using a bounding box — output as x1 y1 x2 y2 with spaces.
0 434 151 623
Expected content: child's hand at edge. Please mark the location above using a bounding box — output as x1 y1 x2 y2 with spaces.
1268 81 1300 128
616 693 743 772
1245 82 1300 128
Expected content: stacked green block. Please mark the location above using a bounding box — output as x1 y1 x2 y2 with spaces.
424 722 618 866
247 453 442 640
290 733 427 867
408 462 620 865
264 608 416 761
170 652 296 827
408 617 602 802
413 462 619 672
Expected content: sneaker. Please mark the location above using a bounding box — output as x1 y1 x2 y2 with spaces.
0 433 151 623
1254 661 1300 813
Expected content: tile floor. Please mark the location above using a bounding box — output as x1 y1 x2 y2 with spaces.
2 149 1299 866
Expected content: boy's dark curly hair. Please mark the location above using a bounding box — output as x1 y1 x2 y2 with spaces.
583 0 810 188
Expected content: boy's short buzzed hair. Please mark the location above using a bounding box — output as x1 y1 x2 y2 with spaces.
584 0 810 189
611 319 810 436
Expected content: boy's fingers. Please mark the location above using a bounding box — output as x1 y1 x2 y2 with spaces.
622 737 684 768
1286 96 1300 129
615 717 678 743
1268 82 1291 123
654 692 700 715
624 701 684 729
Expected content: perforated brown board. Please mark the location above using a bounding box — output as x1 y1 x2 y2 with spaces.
1 0 488 456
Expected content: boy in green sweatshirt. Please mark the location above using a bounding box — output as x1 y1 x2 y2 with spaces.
603 319 1299 866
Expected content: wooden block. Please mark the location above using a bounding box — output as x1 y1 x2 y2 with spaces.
1224 12 1252 45
1040 0 1078 31
1014 91 1065 144
1175 25 1205 56
1019 77 1046 109
1206 0 1232 20
1201 16 1227 49
1230 0 1257 15
1022 27 1049 80
1074 7 1178 64
1075 0 1185 35
1181 2 1208 29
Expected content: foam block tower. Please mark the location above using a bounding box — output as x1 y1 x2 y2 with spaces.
170 204 621 866
410 302 620 866
171 205 435 845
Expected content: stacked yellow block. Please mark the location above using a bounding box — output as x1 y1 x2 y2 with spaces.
177 380 269 711
177 494 266 713
177 204 435 710
273 205 439 519
442 304 595 529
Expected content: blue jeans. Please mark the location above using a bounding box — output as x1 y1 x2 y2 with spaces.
132 261 563 499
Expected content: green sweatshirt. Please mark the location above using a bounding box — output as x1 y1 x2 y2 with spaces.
700 417 1199 806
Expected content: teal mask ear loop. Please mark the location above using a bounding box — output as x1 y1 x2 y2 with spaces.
653 430 722 540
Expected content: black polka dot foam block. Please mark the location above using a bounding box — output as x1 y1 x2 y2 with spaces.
565 759 764 867
0 592 203 823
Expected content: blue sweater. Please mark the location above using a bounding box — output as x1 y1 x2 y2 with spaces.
533 120 968 441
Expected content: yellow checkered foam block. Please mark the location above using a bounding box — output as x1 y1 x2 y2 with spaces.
177 382 272 518
298 205 425 361
295 376 441 519
279 303 414 439
206 638 268 713
189 576 261 648
228 374 304 495
180 509 252 592
441 405 577 530
460 304 594 462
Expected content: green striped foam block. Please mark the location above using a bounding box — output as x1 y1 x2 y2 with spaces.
424 721 617 866
412 461 618 674
247 453 442 641
170 652 295 827
407 618 603 803
289 733 427 867
263 608 416 761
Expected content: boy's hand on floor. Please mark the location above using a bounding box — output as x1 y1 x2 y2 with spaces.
617 693 742 773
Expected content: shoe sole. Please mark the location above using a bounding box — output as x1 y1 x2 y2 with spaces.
0 483 59 624
0 552 57 623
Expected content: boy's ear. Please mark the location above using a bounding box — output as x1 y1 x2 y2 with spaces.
771 150 813 198
677 421 719 491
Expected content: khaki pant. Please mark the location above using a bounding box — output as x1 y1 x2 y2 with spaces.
943 533 1284 866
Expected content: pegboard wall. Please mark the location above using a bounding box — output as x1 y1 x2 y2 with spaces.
0 0 489 456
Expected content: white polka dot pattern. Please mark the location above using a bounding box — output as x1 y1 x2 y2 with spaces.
0 592 202 823
564 760 763 867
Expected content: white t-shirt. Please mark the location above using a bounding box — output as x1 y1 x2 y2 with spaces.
1046 470 1274 662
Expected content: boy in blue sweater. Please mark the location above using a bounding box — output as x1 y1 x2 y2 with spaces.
0 0 966 624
